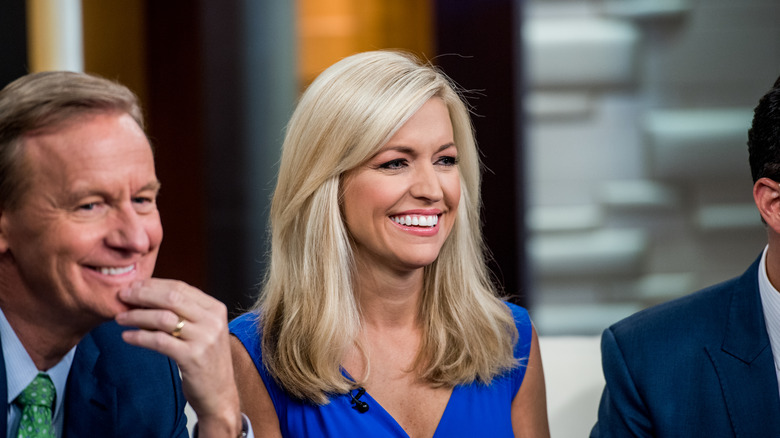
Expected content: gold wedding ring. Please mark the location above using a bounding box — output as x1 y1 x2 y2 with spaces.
171 317 186 338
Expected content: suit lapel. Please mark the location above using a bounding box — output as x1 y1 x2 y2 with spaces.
707 258 780 436
64 331 118 437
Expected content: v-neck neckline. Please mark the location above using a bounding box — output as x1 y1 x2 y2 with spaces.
340 367 456 437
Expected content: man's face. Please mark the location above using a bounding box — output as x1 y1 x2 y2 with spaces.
0 111 163 325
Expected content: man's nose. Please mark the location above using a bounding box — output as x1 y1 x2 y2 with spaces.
105 205 152 253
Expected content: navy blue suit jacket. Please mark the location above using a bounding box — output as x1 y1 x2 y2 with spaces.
591 255 780 437
1 321 189 437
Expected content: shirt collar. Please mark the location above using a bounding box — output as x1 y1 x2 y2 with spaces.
758 245 780 370
0 308 75 420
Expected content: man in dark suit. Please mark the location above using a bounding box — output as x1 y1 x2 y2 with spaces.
591 76 780 437
0 71 246 437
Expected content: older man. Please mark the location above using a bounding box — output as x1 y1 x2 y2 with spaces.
0 71 246 437
591 75 780 437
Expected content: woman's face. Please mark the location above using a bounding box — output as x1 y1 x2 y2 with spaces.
342 97 461 273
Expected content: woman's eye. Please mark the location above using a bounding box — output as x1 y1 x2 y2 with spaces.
436 156 458 166
378 159 407 170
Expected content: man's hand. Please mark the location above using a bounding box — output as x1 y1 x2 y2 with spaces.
115 279 243 437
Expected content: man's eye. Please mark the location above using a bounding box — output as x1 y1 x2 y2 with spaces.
133 196 158 213
378 159 407 170
78 203 98 211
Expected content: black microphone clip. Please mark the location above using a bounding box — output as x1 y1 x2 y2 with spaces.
350 387 369 413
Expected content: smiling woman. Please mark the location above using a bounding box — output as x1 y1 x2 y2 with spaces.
342 97 461 273
229 50 550 437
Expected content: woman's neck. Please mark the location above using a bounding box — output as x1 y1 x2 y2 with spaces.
353 262 424 329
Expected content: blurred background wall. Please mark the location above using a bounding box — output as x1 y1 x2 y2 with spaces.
524 0 780 334
3 0 780 336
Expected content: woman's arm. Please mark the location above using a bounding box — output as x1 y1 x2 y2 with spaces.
230 336 283 438
511 325 550 437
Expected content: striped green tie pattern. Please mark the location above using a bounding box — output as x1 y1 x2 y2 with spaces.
15 373 55 438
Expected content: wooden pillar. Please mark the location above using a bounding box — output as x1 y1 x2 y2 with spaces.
26 0 84 72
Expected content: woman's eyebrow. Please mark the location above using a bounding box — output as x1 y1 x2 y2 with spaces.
437 142 456 152
376 142 456 155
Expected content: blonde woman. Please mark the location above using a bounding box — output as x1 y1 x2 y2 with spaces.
230 50 549 437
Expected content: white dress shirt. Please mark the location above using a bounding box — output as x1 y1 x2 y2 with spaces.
0 308 74 438
757 245 780 399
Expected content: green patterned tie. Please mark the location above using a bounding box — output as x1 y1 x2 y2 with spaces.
15 373 55 438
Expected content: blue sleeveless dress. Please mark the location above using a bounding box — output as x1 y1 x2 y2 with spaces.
229 302 532 437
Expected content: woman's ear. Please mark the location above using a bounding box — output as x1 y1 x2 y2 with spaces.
754 177 780 229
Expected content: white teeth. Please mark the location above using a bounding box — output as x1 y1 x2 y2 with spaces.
98 265 134 275
392 214 438 227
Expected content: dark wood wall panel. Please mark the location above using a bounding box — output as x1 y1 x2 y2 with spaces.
144 2 208 292
435 0 527 305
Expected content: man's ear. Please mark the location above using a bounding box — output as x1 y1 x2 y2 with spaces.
754 177 780 230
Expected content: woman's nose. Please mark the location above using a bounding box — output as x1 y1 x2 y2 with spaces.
409 164 444 202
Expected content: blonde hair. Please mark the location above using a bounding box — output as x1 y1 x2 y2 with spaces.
258 50 518 403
